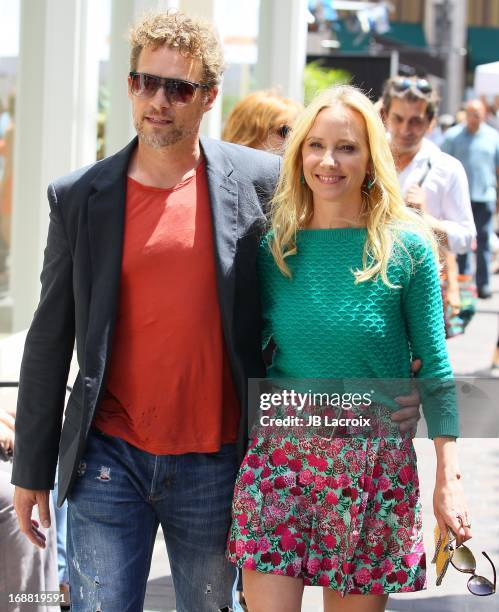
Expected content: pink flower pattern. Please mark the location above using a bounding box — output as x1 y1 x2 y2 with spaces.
227 434 426 595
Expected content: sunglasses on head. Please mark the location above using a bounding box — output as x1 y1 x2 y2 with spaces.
392 77 432 95
129 72 209 106
446 542 496 596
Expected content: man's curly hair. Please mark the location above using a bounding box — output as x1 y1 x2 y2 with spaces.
129 11 224 87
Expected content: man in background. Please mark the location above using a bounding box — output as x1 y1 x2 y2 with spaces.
442 99 499 299
382 76 475 260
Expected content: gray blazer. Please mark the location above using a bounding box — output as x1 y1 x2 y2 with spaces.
12 136 280 505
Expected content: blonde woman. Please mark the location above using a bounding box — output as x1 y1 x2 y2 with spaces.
227 86 470 611
222 90 302 153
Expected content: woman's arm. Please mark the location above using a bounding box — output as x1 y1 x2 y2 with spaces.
401 233 471 543
401 234 458 438
433 437 471 546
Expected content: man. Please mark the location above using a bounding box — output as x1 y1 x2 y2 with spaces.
442 99 499 299
12 12 421 612
382 77 475 260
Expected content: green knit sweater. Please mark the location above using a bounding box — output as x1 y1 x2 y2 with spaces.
258 228 459 439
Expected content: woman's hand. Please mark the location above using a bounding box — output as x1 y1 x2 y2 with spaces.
0 420 14 456
433 471 471 547
433 437 471 547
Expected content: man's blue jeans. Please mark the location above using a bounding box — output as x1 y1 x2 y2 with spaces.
457 200 495 291
67 429 240 611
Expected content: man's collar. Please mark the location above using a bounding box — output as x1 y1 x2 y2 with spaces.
406 138 439 166
90 135 237 194
91 137 138 193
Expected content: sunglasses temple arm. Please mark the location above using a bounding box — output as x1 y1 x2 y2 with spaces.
482 552 496 589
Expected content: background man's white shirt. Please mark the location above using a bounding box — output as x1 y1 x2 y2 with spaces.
397 138 476 254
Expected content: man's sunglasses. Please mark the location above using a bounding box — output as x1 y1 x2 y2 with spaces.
392 77 432 95
447 542 496 596
129 72 209 106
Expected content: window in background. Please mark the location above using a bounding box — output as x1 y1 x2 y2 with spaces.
0 0 20 334
217 0 260 122
97 0 111 160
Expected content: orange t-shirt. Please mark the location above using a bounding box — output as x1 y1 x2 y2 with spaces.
93 162 240 453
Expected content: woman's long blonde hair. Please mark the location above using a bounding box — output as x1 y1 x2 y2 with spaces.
269 85 437 286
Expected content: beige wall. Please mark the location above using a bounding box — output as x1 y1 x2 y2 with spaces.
390 0 499 27
467 0 499 26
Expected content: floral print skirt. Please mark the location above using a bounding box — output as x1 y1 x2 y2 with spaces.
227 434 426 595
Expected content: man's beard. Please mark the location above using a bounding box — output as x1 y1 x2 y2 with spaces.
134 116 184 148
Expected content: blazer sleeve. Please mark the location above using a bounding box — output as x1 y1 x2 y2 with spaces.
11 183 76 490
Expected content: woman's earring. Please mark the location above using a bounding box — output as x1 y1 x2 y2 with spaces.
300 172 305 185
366 175 376 190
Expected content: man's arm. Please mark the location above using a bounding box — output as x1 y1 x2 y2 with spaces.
437 160 476 254
12 184 75 544
391 359 422 434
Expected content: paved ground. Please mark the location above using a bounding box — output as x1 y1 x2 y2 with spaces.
144 274 499 611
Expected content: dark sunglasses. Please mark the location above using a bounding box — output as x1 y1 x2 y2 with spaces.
274 125 291 139
447 542 496 596
129 72 209 106
392 77 432 95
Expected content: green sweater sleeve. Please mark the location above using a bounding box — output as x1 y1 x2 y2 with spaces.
401 234 459 438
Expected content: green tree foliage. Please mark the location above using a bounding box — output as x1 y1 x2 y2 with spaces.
304 61 351 104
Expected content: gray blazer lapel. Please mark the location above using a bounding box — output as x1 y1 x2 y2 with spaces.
201 137 239 334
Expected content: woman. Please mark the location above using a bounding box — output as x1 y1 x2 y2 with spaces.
227 86 470 611
222 90 302 154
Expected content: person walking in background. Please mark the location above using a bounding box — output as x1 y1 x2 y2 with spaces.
381 76 475 323
227 85 470 612
1 405 59 612
222 90 302 154
442 99 499 299
381 76 475 257
482 95 499 132
427 113 456 149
